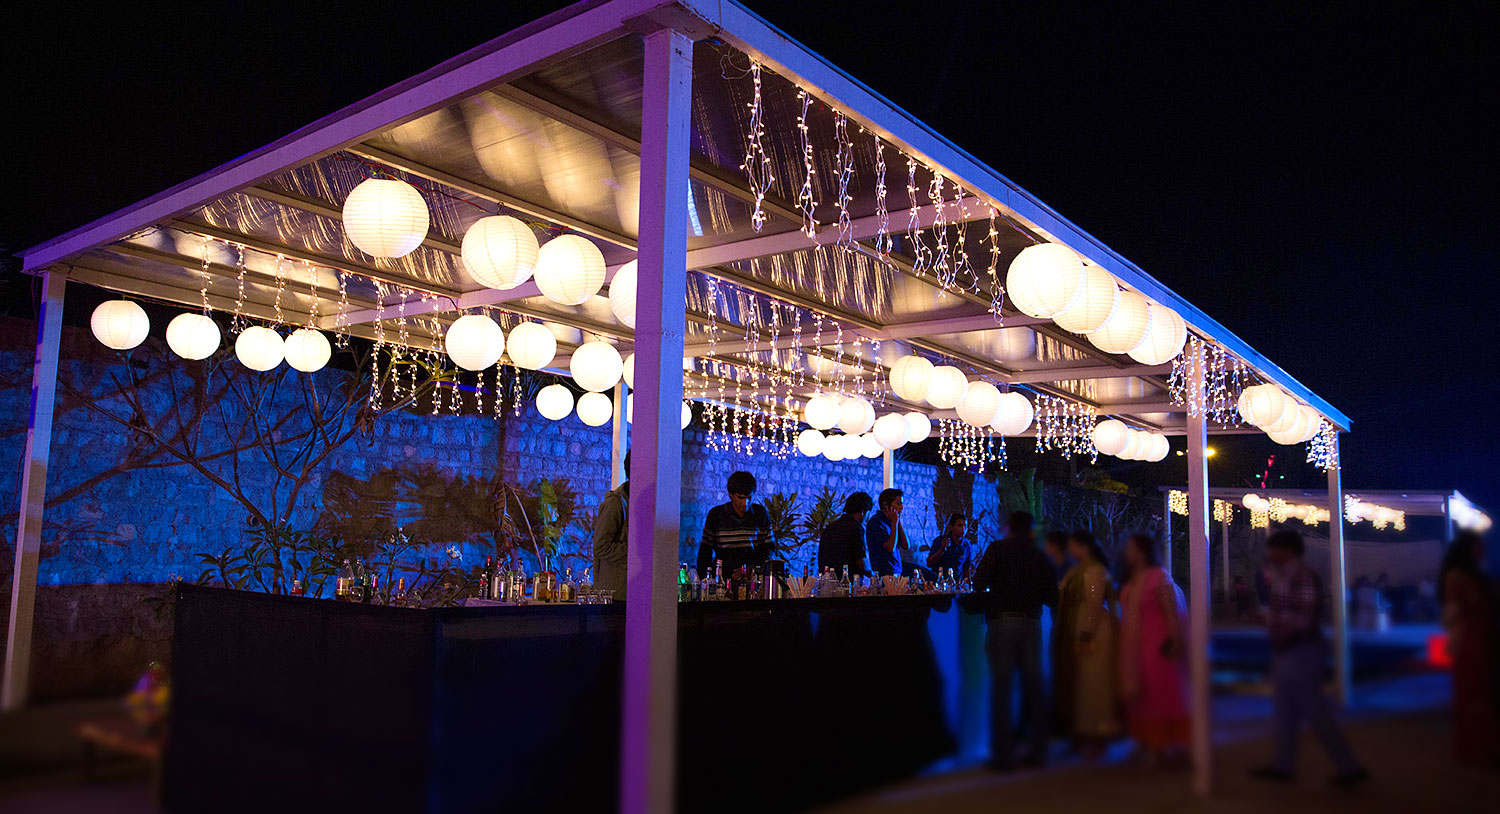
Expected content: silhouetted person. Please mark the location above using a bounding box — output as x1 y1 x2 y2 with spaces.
696 471 771 577
1439 530 1497 765
818 491 872 577
866 488 909 577
592 450 629 599
927 513 968 577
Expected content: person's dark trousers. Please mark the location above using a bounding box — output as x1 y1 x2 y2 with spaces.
1271 639 1362 775
986 614 1046 766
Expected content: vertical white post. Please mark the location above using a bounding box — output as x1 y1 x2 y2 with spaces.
620 26 691 814
1162 490 1173 579
1220 511 1231 610
881 448 894 490
1184 342 1213 794
1326 436 1350 707
611 381 628 489
1442 494 1454 543
4 271 66 711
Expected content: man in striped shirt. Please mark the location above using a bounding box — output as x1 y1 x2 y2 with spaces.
696 471 772 578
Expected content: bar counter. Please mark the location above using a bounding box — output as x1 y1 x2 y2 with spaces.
164 584 983 813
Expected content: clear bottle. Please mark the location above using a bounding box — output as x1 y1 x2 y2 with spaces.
336 559 354 601
558 567 575 604
678 563 689 602
480 556 494 600
393 577 407 605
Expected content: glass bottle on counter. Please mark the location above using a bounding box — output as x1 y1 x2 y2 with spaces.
364 572 377 604
335 559 353 600
677 563 689 602
479 556 494 600
393 577 407 605
558 567 575 604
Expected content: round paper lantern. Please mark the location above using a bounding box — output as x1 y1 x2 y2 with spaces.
1053 267 1120 334
460 215 538 290
1145 433 1170 462
1118 429 1146 460
1127 301 1188 365
91 300 149 350
797 429 825 457
1005 243 1086 318
443 314 505 371
576 392 613 427
1088 289 1152 354
682 401 693 430
235 326 284 371
1265 400 1302 435
534 234 606 306
888 355 934 402
991 392 1036 436
925 365 969 410
1239 384 1289 427
506 321 557 370
1091 419 1130 457
1296 406 1323 443
957 381 1002 427
860 434 884 459
1242 494 1265 511
622 353 636 389
284 328 332 372
570 341 623 392
837 396 876 435
536 384 574 420
609 260 638 328
905 412 933 443
342 178 428 259
166 313 220 360
822 435 848 462
804 395 840 431
873 413 911 450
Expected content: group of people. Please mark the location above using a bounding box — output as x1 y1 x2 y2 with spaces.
815 488 970 580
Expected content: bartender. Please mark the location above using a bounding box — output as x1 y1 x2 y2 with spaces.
865 488 910 577
696 470 772 577
927 512 968 576
818 491 872 576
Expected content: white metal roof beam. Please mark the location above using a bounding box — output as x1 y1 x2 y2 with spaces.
874 312 1051 339
1006 363 1173 384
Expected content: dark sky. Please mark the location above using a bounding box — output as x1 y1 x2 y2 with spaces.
4 1 1497 514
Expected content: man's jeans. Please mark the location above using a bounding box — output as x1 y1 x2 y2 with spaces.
1271 639 1361 775
986 615 1046 764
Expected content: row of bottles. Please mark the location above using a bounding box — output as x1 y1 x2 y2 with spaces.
330 557 402 604
476 554 593 604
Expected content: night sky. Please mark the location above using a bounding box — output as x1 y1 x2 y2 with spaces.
4 1 1497 515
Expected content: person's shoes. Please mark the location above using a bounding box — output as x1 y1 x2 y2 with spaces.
1330 768 1371 789
982 758 1015 773
1248 766 1296 783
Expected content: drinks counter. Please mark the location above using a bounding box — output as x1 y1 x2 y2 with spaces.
164 584 986 813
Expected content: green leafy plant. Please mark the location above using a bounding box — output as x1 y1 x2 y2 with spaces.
764 492 803 560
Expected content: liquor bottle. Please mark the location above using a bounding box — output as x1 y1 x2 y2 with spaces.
364 572 377 604
480 556 494 600
290 579 304 597
393 577 407 605
559 567 576 604
689 568 701 601
714 560 725 601
336 559 353 601
678 563 689 602
580 567 593 594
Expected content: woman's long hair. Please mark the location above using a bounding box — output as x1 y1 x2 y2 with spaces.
1123 533 1160 580
1069 530 1110 570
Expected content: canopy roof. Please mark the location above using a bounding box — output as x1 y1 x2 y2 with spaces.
19 0 1349 437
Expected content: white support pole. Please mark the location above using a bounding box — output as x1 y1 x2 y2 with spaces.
881 449 894 490
1442 494 1454 543
1326 436 1350 707
1162 491 1173 579
1184 342 1213 794
620 26 691 814
610 381 627 489
4 271 66 711
1220 511 1231 610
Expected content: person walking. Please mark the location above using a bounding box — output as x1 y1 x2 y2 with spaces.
818 491 872 577
1250 529 1369 787
1118 533 1189 767
970 511 1059 770
1439 530 1497 766
1062 530 1121 757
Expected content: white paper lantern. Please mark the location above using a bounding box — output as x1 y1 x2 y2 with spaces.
1242 494 1265 511
1239 384 1289 427
166 313 221 360
235 326 284 371
443 314 505 371
506 321 557 370
625 393 632 424
1053 267 1120 334
622 353 636 389
1296 406 1323 443
682 401 693 429
461 215 538 290
1006 243 1087 318
536 384 574 420
1127 302 1188 365
284 328 332 372
1118 429 1146 460
609 260 638 328
822 435 848 462
837 396 876 435
873 413 911 450
991 392 1036 436
575 391 613 427
535 234 606 306
957 381 1003 427
925 365 969 409
797 428 825 457
1088 289 1153 354
888 355 934 402
905 412 933 443
1091 419 1131 457
860 433 885 459
1265 399 1302 434
804 395 840 431
1145 433 1170 462
570 341 623 392
91 300 150 350
342 178 428 259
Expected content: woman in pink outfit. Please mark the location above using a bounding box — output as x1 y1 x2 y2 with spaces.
1118 533 1190 765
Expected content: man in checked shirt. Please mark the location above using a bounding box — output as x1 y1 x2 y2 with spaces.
1250 529 1369 788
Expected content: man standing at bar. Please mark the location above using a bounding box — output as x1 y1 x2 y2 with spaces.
970 511 1059 770
866 488 909 577
696 471 772 578
819 491 872 576
592 450 629 600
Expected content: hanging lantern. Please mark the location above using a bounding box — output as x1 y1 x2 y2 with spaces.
888 354 934 402
860 434 885 459
837 396 876 435
342 178 429 259
1127 302 1188 365
1088 289 1152 354
536 384 574 420
609 260 638 328
284 328 332 372
1053 267 1120 334
990 392 1036 436
1005 243 1087 318
1145 433 1170 462
576 392 613 427
681 401 693 430
797 428 825 457
534 234 606 306
1118 429 1146 460
443 314 505 371
235 326 284 372
1295 406 1322 443
956 381 1002 427
822 434 848 462
804 395 840 431
623 353 636 389
1091 419 1130 457
873 413 911 450
569 340 623 392
925 365 969 409
1265 399 1302 434
166 313 221 360
461 215 538 290
506 321 557 370
91 300 150 350
904 412 933 443
1238 384 1289 427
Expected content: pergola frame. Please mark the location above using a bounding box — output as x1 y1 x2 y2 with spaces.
10 1 1353 807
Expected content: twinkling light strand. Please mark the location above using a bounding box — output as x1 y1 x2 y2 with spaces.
795 91 819 239
872 133 891 257
833 111 855 250
739 61 774 233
